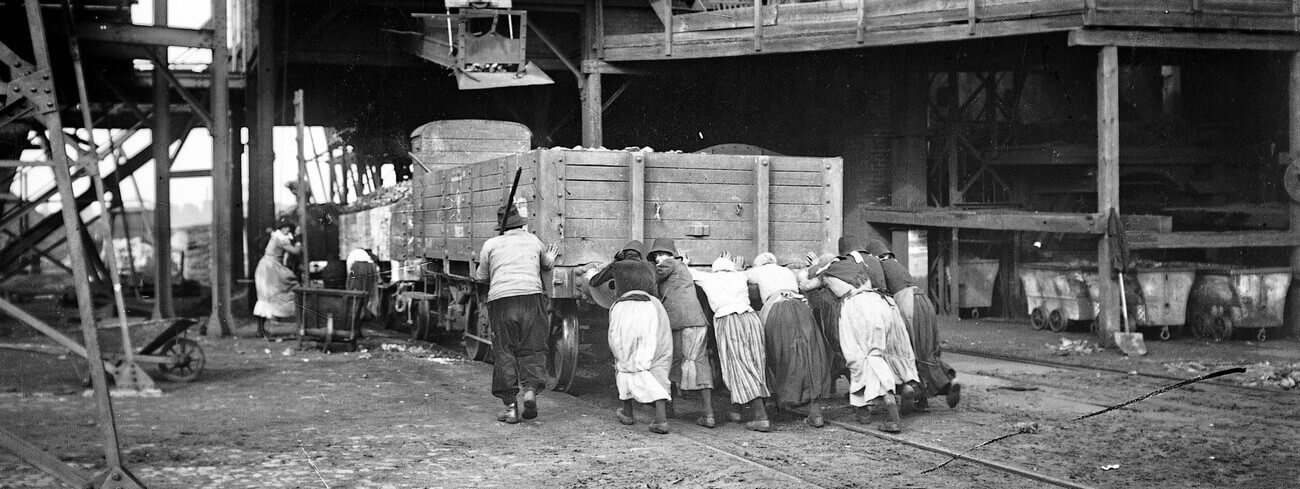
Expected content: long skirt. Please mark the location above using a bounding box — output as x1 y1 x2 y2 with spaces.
838 292 898 406
608 292 673 403
881 295 920 386
671 326 714 391
805 287 846 377
253 255 296 319
895 287 956 398
714 311 771 404
760 295 833 407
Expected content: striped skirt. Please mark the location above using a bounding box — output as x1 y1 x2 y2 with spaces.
838 291 898 406
714 311 771 404
760 294 833 406
608 292 673 403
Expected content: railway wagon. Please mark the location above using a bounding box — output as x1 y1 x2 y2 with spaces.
408 148 843 390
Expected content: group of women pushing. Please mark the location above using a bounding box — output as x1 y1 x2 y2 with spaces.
590 235 961 435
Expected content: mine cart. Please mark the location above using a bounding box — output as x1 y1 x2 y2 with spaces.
1019 263 1096 332
1187 266 1291 342
404 148 843 391
1126 263 1198 340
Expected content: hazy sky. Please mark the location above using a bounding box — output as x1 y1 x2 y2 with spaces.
14 0 394 221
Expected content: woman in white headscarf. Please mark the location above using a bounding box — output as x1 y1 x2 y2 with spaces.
253 217 301 336
692 254 773 432
745 252 832 427
810 257 905 433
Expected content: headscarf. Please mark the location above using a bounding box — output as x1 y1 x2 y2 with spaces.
865 239 892 257
838 235 866 255
711 256 736 272
752 252 777 267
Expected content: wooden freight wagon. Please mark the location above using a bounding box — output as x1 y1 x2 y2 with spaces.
407 148 843 390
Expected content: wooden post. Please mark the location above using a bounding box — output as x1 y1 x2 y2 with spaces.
1286 53 1300 336
755 155 770 253
21 0 122 470
1096 45 1122 341
294 90 311 285
629 152 645 241
152 0 174 318
231 109 245 279
946 71 960 315
248 0 278 281
208 0 235 335
582 73 603 148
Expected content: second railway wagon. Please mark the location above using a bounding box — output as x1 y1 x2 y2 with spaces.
405 147 843 390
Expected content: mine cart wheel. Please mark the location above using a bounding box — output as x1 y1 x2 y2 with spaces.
157 338 205 383
1047 309 1067 332
1191 312 1233 342
1256 328 1267 342
1030 307 1048 331
548 313 581 393
463 299 491 361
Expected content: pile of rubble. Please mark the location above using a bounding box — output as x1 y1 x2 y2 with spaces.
1163 360 1300 389
546 145 684 154
1046 338 1104 356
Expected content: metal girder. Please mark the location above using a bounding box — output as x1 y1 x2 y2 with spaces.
75 22 214 48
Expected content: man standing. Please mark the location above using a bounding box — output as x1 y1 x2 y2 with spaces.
473 206 559 424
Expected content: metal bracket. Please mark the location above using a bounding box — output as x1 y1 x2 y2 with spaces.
93 465 147 489
5 68 58 114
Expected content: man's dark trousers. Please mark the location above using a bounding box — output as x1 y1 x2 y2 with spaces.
488 293 549 405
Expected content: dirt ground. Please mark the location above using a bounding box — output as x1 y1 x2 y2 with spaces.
2 313 1299 488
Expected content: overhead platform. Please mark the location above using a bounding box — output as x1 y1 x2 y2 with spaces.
597 0 1300 62
854 205 1172 234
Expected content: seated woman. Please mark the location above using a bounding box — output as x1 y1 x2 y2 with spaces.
591 240 673 434
253 217 301 336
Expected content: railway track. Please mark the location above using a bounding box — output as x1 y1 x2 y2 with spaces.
946 346 1293 400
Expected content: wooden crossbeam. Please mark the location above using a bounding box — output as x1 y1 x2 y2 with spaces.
1069 29 1300 51
74 22 214 48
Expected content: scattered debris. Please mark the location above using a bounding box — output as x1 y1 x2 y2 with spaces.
1162 361 1300 390
1013 421 1040 434
281 347 294 357
1100 464 1120 471
1046 338 1103 356
991 385 1040 392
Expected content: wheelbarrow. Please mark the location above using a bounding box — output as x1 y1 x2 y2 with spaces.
96 318 206 382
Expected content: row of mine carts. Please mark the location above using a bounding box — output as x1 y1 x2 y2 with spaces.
1019 263 1291 342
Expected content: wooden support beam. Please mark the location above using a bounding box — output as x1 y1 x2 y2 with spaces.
1288 52 1300 336
21 0 124 472
754 155 770 253
169 169 211 179
1069 29 1300 51
74 22 214 48
629 152 645 241
1096 45 1121 341
1127 231 1300 249
152 0 173 319
529 19 582 82
856 206 1115 234
294 89 311 286
0 426 92 489
581 72 602 148
207 0 235 336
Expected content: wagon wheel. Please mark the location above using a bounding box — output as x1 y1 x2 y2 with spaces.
1029 307 1048 331
1191 311 1233 342
548 313 581 393
1047 309 1067 332
463 298 492 361
157 338 205 382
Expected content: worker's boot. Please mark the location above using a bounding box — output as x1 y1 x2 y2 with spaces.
878 395 902 433
946 382 962 409
521 389 538 420
497 404 520 424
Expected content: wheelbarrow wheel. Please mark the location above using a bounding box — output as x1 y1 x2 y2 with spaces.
1047 309 1067 332
157 338 205 382
1029 307 1048 331
548 313 580 393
